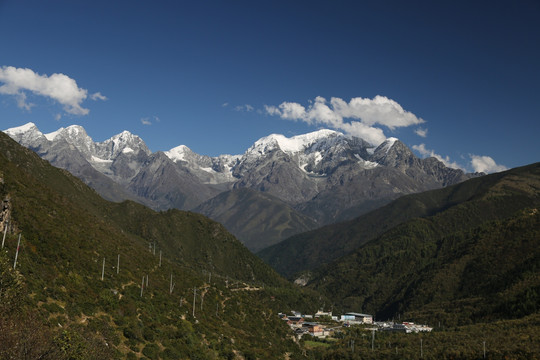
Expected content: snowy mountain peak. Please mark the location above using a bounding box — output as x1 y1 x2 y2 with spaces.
98 130 150 159
60 125 93 144
4 122 46 145
249 129 342 156
109 130 139 142
379 137 398 153
48 125 96 156
4 122 40 135
164 145 192 162
371 137 401 158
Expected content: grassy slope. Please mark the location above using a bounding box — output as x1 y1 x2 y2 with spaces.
0 132 320 359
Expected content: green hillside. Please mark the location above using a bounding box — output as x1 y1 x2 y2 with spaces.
259 163 540 279
306 163 540 326
0 132 321 359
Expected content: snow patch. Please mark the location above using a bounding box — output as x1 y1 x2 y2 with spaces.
91 156 112 163
200 167 216 173
44 129 63 141
361 160 379 169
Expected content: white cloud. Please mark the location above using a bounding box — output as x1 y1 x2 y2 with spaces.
412 143 462 169
90 92 107 101
0 65 104 115
265 95 424 145
330 95 425 129
415 127 428 137
54 113 62 121
470 155 507 173
234 104 254 112
141 115 159 126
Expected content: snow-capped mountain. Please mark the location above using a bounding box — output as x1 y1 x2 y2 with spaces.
3 122 477 250
165 145 239 185
234 129 375 178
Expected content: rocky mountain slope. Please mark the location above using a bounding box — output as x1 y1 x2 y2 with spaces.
193 188 318 252
4 123 477 251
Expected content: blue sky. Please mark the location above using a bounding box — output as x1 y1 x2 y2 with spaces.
1 0 539 173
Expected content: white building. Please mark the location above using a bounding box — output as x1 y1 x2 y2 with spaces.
342 312 373 324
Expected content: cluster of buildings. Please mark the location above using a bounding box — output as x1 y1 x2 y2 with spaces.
375 321 433 333
279 310 432 338
279 310 374 338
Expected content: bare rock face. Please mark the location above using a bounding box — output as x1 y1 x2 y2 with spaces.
4 123 479 250
127 152 223 210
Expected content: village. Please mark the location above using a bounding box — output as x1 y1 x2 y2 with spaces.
279 310 433 339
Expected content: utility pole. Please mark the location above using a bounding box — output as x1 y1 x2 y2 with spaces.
483 341 486 359
159 250 162 267
420 338 423 358
1 216 8 249
13 233 21 269
192 287 197 318
101 257 105 280
153 242 156 255
371 329 375 351
170 273 174 294
140 276 144 297
117 254 120 274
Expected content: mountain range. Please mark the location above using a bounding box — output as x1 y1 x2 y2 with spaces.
4 123 478 251
2 125 539 358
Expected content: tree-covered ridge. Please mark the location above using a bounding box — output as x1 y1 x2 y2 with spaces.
0 131 320 359
259 162 539 279
307 163 540 326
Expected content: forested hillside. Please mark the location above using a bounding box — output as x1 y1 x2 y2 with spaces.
0 132 321 359
306 163 540 326
259 163 538 279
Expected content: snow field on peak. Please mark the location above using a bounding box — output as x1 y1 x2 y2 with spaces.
164 145 190 162
5 122 39 135
381 137 398 153
252 129 341 155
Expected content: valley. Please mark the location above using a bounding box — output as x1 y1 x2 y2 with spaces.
1 128 539 359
